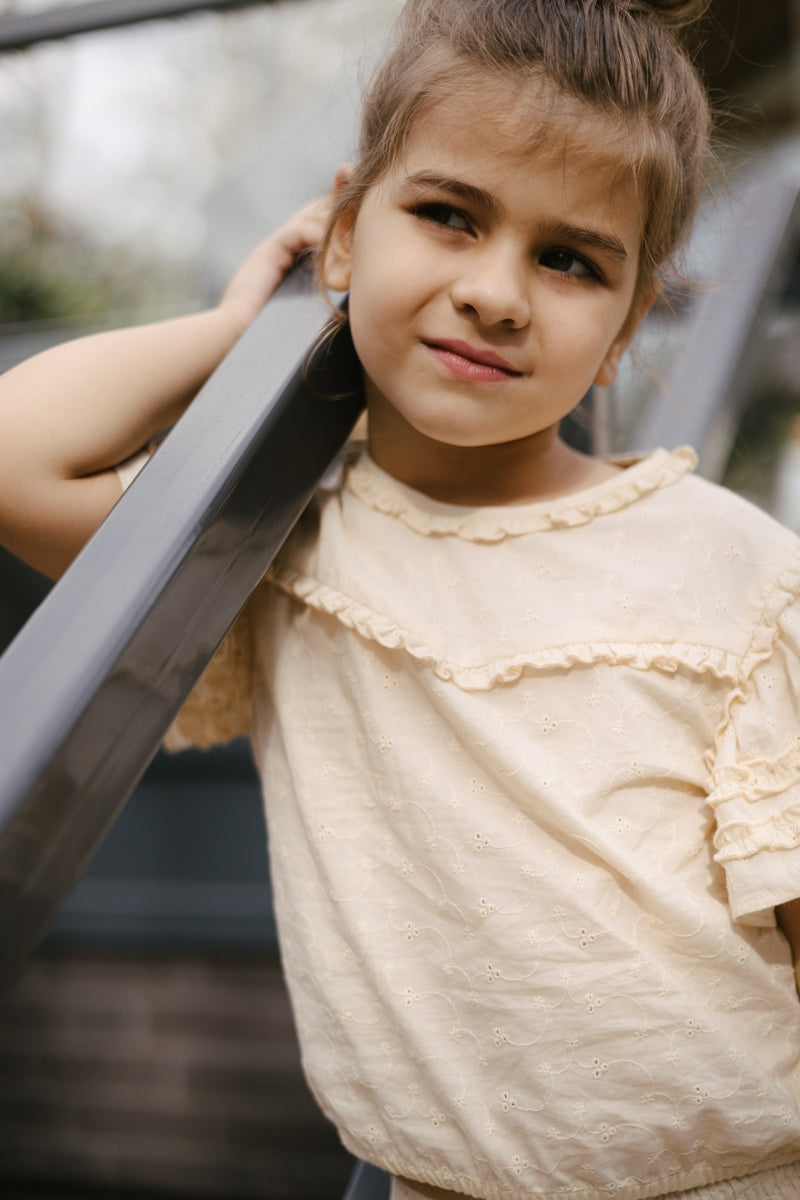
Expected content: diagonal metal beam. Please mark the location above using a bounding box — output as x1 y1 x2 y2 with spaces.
0 266 363 984
633 172 800 480
0 0 287 52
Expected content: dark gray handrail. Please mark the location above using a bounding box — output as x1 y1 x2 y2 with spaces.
633 170 800 479
342 1160 392 1200
0 0 280 51
0 268 363 983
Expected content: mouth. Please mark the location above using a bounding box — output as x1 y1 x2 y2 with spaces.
423 338 522 383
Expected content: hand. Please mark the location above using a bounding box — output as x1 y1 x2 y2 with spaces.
219 197 331 337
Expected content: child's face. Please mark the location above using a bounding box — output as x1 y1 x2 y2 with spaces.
325 81 647 478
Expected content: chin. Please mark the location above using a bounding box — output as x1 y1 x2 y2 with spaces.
417 423 529 450
403 412 505 445
419 429 500 450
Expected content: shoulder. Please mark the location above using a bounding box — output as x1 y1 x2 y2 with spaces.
663 471 800 650
675 468 792 528
583 453 800 657
682 472 799 563
630 457 800 562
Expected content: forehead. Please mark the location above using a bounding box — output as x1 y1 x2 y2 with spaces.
392 74 643 223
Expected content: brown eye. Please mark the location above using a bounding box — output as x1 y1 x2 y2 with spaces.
541 247 597 280
414 203 473 233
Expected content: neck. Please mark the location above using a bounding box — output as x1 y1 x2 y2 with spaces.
367 412 618 507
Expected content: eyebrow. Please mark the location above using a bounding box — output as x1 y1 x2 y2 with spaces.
405 171 503 219
548 221 629 264
404 171 630 263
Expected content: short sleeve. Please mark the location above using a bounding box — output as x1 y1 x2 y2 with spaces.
164 597 255 751
707 560 800 926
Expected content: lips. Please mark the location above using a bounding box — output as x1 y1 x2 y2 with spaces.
423 338 522 382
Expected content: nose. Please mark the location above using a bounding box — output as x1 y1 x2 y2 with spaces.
450 241 531 329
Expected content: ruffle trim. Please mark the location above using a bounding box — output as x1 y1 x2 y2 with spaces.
709 740 800 806
739 544 800 681
710 738 800 863
714 798 800 864
709 543 800 768
344 446 697 541
269 565 741 692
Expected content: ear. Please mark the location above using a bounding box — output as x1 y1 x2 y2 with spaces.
594 287 656 388
322 164 357 293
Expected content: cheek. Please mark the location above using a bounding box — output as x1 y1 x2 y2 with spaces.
546 296 628 361
346 292 391 381
350 213 432 304
347 254 407 353
539 309 602 366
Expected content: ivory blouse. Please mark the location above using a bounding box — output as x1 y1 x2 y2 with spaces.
163 446 800 1200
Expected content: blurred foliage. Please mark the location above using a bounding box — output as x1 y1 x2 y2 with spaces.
0 203 200 326
723 386 798 507
0 242 113 323
0 237 199 325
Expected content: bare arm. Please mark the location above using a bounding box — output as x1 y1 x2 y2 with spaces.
0 199 329 578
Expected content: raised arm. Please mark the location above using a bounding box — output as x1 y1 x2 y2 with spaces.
0 199 329 579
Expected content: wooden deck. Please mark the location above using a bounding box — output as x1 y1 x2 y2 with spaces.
0 950 354 1199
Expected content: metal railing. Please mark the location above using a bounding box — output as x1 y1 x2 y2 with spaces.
0 0 278 52
0 6 379 1194
632 169 800 480
0 267 363 985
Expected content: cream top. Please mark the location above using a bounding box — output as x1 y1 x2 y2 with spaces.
165 447 800 1200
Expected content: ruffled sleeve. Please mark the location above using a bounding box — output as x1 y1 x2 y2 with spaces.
115 442 257 752
707 549 800 926
164 596 256 751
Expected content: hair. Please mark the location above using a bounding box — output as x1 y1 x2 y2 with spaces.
320 0 712 305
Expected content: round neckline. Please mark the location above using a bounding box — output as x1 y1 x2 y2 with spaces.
344 445 697 541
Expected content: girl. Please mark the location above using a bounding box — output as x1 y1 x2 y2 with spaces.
2 1 800 1197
